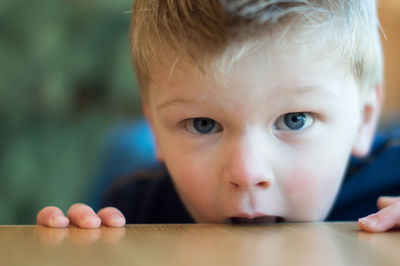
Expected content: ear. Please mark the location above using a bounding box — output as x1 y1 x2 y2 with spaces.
142 100 165 162
351 83 384 158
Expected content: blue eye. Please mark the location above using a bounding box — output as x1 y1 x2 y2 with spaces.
275 112 313 131
185 118 222 135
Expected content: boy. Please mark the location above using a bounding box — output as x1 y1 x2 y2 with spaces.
37 0 400 233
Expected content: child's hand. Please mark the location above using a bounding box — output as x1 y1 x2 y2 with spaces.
358 196 400 232
36 203 126 228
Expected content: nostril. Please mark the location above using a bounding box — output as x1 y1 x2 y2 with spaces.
257 181 270 189
229 180 270 189
229 181 240 188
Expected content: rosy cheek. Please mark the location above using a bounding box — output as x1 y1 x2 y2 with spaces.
283 167 329 216
283 166 341 220
168 156 214 203
283 168 316 197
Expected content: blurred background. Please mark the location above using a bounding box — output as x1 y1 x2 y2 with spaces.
0 0 399 224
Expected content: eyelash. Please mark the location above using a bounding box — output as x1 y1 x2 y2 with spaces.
273 112 315 132
182 112 315 135
183 118 223 135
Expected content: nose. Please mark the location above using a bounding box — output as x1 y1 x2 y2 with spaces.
222 134 274 190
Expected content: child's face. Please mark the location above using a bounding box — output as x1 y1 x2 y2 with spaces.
144 41 370 223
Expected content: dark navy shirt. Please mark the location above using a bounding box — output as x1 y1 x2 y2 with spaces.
101 129 400 223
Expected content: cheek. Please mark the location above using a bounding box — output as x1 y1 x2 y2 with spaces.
164 151 221 221
168 154 210 194
284 168 319 200
283 164 344 220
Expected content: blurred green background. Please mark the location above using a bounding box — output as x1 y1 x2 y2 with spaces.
0 0 142 224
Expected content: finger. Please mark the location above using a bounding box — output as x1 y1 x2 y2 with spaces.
36 206 69 228
67 203 101 229
377 196 400 210
358 201 400 232
97 207 126 227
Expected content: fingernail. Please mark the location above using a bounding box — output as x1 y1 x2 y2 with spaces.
49 215 69 227
379 196 392 201
81 215 101 228
359 215 378 228
111 216 126 226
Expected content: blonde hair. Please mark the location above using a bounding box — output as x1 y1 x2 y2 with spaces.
130 0 383 95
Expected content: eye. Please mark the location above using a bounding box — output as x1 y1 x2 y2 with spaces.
274 112 314 131
185 118 222 135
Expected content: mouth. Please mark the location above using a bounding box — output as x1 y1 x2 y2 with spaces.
226 216 284 224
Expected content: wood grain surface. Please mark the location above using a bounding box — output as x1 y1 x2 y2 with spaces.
0 223 399 266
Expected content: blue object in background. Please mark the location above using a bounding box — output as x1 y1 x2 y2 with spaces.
89 118 158 211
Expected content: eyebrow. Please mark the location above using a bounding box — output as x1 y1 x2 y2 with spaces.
157 86 338 111
275 86 339 98
157 97 198 111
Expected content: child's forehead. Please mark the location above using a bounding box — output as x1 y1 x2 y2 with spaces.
143 31 362 113
148 41 355 109
156 38 347 88
142 18 356 96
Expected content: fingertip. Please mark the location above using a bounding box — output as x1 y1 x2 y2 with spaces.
358 218 374 232
358 215 390 233
67 203 99 228
378 196 392 201
358 215 378 232
97 207 126 227
377 196 391 209
37 206 67 227
79 215 102 229
109 215 126 227
377 196 400 210
48 215 70 228
359 215 377 227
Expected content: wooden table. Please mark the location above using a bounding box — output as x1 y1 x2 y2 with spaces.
0 223 399 266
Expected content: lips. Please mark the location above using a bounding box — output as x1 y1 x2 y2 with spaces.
227 216 284 224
